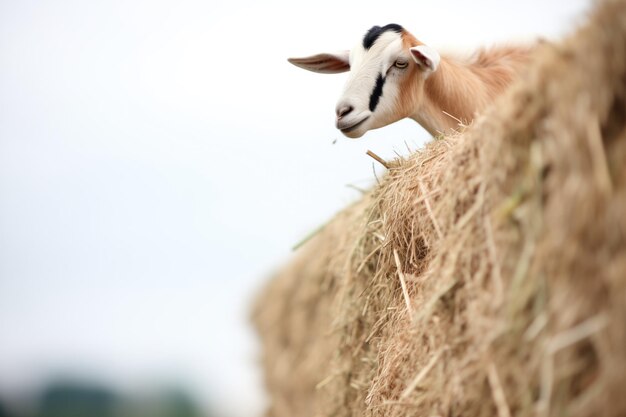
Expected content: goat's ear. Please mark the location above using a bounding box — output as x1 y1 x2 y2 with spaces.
288 51 350 74
410 45 440 73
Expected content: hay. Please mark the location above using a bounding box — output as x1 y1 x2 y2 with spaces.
252 1 626 416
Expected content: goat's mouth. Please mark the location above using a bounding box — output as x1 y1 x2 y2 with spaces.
338 116 370 134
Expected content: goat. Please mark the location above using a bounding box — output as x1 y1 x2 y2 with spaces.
288 24 531 138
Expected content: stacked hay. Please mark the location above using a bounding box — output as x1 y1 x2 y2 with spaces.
252 1 626 416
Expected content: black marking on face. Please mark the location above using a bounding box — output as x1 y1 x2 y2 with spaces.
369 74 386 112
363 23 404 50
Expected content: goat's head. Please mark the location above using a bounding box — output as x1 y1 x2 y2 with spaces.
289 24 440 138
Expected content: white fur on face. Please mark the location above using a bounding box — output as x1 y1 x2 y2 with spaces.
337 31 410 138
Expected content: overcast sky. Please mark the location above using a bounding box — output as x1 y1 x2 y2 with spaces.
0 1 591 416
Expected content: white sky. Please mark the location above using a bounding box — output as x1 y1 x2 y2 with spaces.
0 1 591 416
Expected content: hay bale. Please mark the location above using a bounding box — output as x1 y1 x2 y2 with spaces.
252 1 626 416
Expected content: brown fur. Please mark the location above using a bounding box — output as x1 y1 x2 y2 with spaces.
396 32 427 121
399 31 532 135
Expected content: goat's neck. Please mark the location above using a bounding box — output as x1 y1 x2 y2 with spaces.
410 56 494 136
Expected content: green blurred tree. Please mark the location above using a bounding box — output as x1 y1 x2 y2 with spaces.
34 380 117 417
124 387 202 417
0 399 11 417
30 379 207 417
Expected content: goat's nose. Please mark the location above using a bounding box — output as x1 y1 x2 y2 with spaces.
336 105 354 119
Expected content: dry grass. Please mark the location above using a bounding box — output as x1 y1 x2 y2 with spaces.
252 1 626 416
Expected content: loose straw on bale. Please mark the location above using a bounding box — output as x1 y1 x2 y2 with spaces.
253 1 626 416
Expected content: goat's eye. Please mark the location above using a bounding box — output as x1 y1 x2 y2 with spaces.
394 60 408 69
